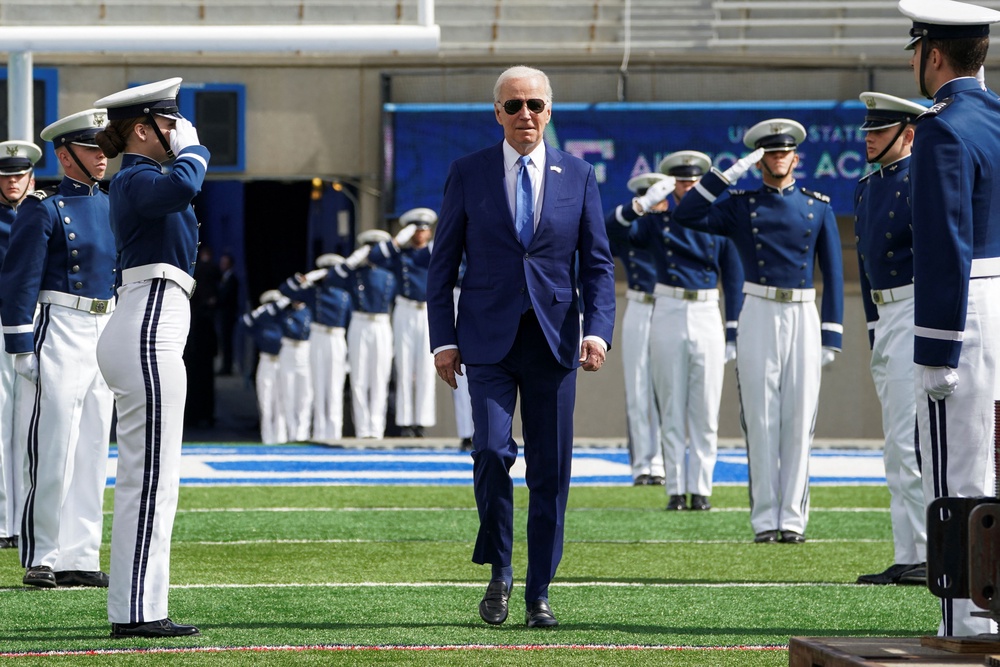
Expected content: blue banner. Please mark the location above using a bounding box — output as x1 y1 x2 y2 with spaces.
384 100 895 219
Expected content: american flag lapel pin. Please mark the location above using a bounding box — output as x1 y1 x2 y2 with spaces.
550 165 562 173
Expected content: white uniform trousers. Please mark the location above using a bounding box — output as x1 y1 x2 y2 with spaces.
870 297 925 565
0 316 23 540
347 313 393 438
917 276 999 637
452 288 474 439
255 352 286 444
649 295 724 497
97 279 189 624
737 295 822 535
279 338 312 442
621 293 664 479
20 305 113 572
309 323 347 441
392 297 436 428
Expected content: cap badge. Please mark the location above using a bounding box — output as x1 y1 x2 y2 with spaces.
770 123 784 134
5 145 18 157
93 113 106 127
865 97 877 109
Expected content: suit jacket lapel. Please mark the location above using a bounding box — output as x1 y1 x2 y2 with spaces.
485 142 517 238
537 145 565 240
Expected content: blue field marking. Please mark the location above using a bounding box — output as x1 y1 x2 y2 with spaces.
104 445 887 487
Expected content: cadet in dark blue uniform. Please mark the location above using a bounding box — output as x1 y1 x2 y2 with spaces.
899 0 1000 637
673 119 844 544
853 92 928 587
630 153 744 512
338 230 397 438
1 110 116 589
606 175 665 486
369 208 436 437
93 78 208 638
0 140 40 551
243 290 289 444
277 297 313 442
281 255 352 441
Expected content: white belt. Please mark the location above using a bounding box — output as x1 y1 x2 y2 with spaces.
310 322 346 334
625 288 656 304
743 282 815 303
38 290 115 315
871 283 913 305
654 284 719 302
121 263 197 298
354 312 390 322
971 256 1000 279
281 337 308 347
395 295 427 310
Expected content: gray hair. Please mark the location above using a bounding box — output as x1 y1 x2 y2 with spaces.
493 66 553 104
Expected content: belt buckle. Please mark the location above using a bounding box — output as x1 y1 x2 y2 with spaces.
774 288 794 302
871 290 884 305
683 289 698 301
89 299 109 314
643 293 655 304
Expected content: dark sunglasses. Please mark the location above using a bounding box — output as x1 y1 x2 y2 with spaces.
501 98 546 115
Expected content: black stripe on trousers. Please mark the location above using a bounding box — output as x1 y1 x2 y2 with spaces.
927 397 949 499
20 304 51 568
129 279 167 622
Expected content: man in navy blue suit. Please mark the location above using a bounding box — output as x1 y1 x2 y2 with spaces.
426 65 616 628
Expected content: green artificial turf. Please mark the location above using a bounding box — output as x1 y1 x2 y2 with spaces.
0 482 938 666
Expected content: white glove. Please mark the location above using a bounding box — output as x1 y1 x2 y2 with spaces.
821 347 836 367
724 342 737 363
923 366 959 401
631 177 675 215
14 353 38 384
168 117 201 155
274 295 292 310
344 245 371 270
303 268 329 284
394 223 417 248
721 148 765 183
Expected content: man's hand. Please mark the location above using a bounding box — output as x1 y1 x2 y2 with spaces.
725 341 737 363
435 348 463 389
303 268 328 284
631 177 675 215
721 148 765 183
394 223 417 248
344 245 371 270
579 339 606 372
14 353 38 384
923 366 959 401
821 346 837 367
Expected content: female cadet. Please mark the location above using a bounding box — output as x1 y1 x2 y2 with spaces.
93 78 209 639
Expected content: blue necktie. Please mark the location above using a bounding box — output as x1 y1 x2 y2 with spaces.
516 155 534 248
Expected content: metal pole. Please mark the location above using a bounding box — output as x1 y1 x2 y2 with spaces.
7 51 33 141
418 0 434 28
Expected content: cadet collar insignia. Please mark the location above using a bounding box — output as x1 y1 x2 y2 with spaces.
888 164 898 172
27 189 51 201
729 189 749 196
916 97 953 121
800 187 830 203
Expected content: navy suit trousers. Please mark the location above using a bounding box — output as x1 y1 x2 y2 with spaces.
466 310 576 603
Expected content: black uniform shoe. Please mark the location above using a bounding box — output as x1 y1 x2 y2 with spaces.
897 563 927 585
0 535 17 549
55 570 110 588
689 494 712 511
754 530 779 543
23 565 57 588
412 426 425 437
398 426 415 437
857 562 925 585
478 580 510 625
525 599 559 628
460 438 474 452
666 494 687 511
633 474 650 486
647 475 665 486
110 618 201 639
779 530 806 544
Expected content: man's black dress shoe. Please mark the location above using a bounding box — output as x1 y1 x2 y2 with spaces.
780 530 806 544
857 562 926 585
23 565 57 588
666 494 687 511
690 494 712 511
0 535 17 549
110 618 201 639
647 475 665 486
460 438 474 452
525 599 559 628
754 530 779 543
633 474 650 486
478 580 510 625
55 570 109 588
